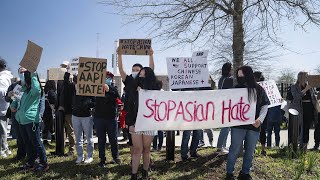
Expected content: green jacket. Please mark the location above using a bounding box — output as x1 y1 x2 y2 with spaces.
11 73 41 125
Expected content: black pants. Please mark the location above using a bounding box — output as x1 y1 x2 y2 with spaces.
315 113 320 146
42 115 54 140
11 115 26 159
260 120 267 145
302 102 314 144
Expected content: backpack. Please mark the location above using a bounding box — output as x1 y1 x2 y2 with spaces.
286 85 293 101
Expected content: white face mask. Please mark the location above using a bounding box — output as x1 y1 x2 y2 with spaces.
131 72 139 78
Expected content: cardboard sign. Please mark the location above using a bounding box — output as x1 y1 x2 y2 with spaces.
70 58 79 75
308 75 320 88
48 68 66 80
166 57 210 89
257 80 282 108
20 40 43 72
119 39 152 55
12 84 23 100
77 57 107 97
192 50 209 59
135 88 257 131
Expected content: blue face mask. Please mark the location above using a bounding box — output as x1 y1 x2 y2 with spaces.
106 78 112 86
19 73 25 86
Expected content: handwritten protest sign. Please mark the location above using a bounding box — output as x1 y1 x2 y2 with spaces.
192 50 209 59
308 75 320 88
77 57 107 97
20 40 43 72
166 56 210 89
119 39 152 55
48 68 66 80
12 84 23 100
135 88 257 131
70 58 79 75
257 80 282 108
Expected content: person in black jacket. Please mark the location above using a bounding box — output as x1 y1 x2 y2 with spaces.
94 71 121 168
42 80 56 145
55 72 75 156
226 66 270 180
71 75 95 164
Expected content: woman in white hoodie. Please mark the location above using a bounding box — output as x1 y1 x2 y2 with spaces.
0 58 13 158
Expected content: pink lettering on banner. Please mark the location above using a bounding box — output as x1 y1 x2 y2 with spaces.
221 97 250 124
143 99 215 122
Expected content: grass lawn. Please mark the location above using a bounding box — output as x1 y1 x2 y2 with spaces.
0 140 319 180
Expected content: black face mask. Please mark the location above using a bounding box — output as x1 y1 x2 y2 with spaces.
237 77 246 85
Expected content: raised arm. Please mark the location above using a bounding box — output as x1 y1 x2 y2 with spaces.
117 48 127 81
149 48 154 70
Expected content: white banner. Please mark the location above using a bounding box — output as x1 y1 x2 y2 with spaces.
135 89 257 131
166 56 210 89
257 80 282 108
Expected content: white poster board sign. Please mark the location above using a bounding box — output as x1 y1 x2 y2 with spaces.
192 50 209 59
70 58 79 75
166 56 210 89
48 68 66 80
135 88 257 131
12 84 23 100
257 80 282 108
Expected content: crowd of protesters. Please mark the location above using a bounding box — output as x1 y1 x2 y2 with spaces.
0 52 319 180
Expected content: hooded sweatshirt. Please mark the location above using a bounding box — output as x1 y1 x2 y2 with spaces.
11 73 41 125
0 70 13 116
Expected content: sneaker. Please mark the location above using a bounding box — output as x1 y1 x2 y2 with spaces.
5 149 12 155
98 161 106 168
20 163 34 171
84 157 93 164
238 171 252 180
111 158 121 165
261 150 267 156
218 148 229 155
142 169 149 180
312 144 319 151
75 156 84 164
190 153 201 158
35 164 49 172
0 151 7 158
225 173 235 180
181 157 189 162
198 140 205 148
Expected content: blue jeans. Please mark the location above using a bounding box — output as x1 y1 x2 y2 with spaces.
181 130 201 159
153 131 164 150
226 128 260 174
19 123 47 166
199 129 214 142
267 121 281 147
12 115 26 158
72 116 94 158
217 127 230 149
94 117 119 161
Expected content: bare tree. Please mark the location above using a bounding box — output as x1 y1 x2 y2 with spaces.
277 68 296 85
101 0 320 75
315 65 320 74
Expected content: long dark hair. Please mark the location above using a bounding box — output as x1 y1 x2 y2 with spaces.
44 80 56 94
138 67 162 90
222 62 232 76
236 66 258 102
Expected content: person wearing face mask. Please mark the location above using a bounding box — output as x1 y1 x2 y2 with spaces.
10 70 49 171
117 47 157 180
226 66 270 180
70 75 95 164
93 71 121 168
0 59 13 159
5 67 26 160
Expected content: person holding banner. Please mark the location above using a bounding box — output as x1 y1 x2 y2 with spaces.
94 71 121 167
217 62 234 154
10 71 49 171
226 66 270 180
117 47 159 180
